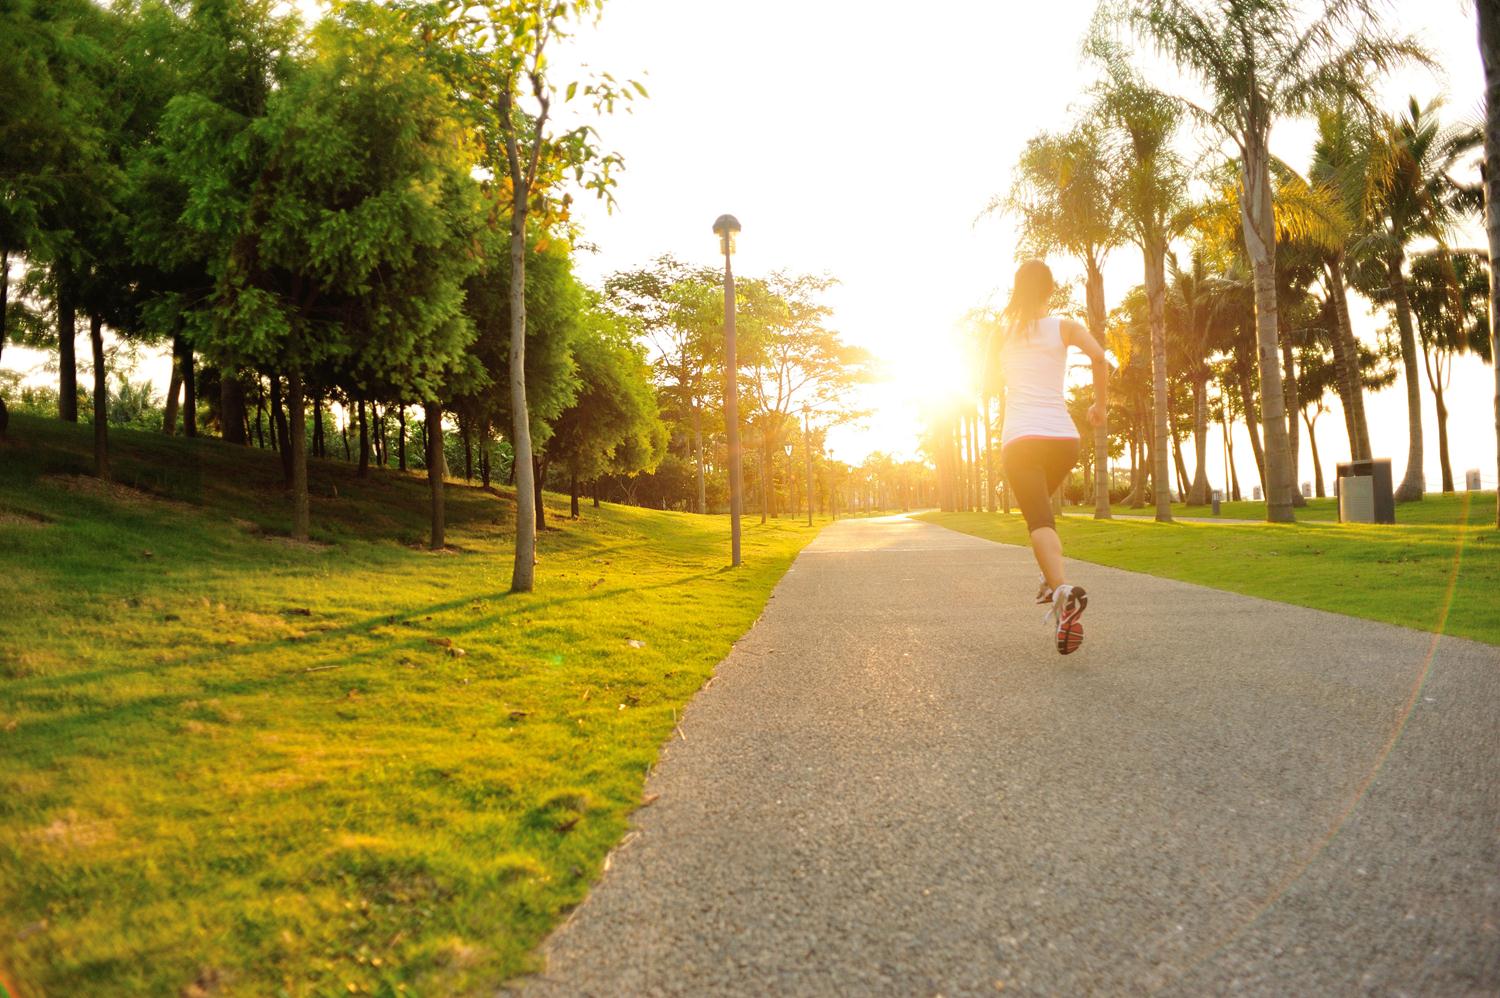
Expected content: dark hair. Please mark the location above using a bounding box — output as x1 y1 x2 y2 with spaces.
1000 259 1054 341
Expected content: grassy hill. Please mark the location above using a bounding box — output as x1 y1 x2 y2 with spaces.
0 414 823 997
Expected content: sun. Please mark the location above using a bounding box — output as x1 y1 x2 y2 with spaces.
879 327 978 412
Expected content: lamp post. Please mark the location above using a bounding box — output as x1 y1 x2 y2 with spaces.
802 404 813 526
714 214 743 567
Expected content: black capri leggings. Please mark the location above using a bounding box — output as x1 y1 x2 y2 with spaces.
1002 437 1081 532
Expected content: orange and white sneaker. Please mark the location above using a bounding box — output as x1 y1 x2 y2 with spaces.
1046 584 1088 655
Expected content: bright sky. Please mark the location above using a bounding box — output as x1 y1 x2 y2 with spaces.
5 0 1494 494
555 0 1497 491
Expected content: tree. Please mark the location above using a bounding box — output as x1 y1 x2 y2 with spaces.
1408 251 1492 492
1309 101 1377 460
171 2 483 541
1365 98 1481 501
547 305 666 517
737 272 874 520
604 255 722 513
1097 70 1191 521
1481 0 1500 527
1002 113 1126 518
1109 0 1427 522
446 0 634 592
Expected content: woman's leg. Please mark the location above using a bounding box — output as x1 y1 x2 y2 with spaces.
1003 441 1067 589
1030 525 1066 590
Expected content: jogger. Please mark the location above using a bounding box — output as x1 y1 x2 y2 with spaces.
985 260 1110 654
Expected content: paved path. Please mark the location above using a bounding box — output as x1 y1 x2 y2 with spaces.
525 515 1499 996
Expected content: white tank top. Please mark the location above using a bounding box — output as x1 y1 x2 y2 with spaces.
999 316 1080 447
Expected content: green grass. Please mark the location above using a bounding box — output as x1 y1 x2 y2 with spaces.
919 497 1500 646
0 414 823 997
1093 492 1492 524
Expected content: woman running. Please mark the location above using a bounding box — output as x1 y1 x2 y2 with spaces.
985 259 1109 655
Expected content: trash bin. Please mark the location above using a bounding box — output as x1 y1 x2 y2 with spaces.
1211 489 1221 516
1336 459 1395 524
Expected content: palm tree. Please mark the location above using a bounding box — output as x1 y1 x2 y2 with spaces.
1309 102 1376 461
1097 73 1192 522
1166 248 1239 504
1366 98 1480 501
1107 0 1428 522
1407 251 1493 492
1002 114 1126 519
1479 0 1500 527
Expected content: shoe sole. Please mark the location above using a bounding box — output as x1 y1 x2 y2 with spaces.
1056 588 1087 655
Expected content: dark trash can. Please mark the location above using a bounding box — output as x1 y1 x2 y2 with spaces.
1336 459 1395 524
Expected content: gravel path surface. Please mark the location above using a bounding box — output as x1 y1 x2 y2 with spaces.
523 514 1500 996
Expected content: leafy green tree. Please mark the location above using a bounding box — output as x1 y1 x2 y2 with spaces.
0 0 91 435
1107 0 1428 521
547 305 665 517
170 2 483 541
604 255 722 514
444 0 635 591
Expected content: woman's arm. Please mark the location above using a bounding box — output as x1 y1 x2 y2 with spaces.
1061 319 1109 427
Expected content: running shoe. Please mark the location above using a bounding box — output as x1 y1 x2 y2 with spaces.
1047 584 1088 655
1034 574 1054 606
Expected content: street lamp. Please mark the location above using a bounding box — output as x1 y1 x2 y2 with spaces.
802 404 813 526
713 213 743 567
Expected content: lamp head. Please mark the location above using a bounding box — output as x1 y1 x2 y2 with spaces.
712 213 741 256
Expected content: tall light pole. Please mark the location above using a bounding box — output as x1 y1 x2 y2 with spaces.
802 404 814 526
714 214 743 566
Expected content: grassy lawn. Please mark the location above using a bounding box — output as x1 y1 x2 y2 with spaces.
919 498 1499 646
1089 492 1490 524
0 415 822 997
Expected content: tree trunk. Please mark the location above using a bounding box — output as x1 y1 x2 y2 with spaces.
1188 372 1210 504
90 315 109 481
571 472 580 518
1171 425 1189 502
288 370 309 541
180 340 197 438
1282 340 1307 507
462 416 473 482
271 376 292 488
1085 256 1111 519
398 407 407 471
426 400 444 550
1435 383 1453 493
593 480 601 509
1237 368 1268 495
357 399 369 478
1225 410 1242 501
221 370 248 445
1327 256 1372 459
1387 252 1426 501
1304 409 1326 498
58 276 77 422
693 402 706 514
533 455 546 532
163 357 182 435
254 378 267 449
983 395 996 513
1144 243 1174 520
312 391 324 458
1241 142 1295 522
1483 0 1500 527
759 436 770 522
509 208 536 591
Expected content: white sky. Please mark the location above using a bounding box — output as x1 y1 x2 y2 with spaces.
555 0 1498 491
6 0 1495 494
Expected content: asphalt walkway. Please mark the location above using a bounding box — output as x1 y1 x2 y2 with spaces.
525 514 1499 996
